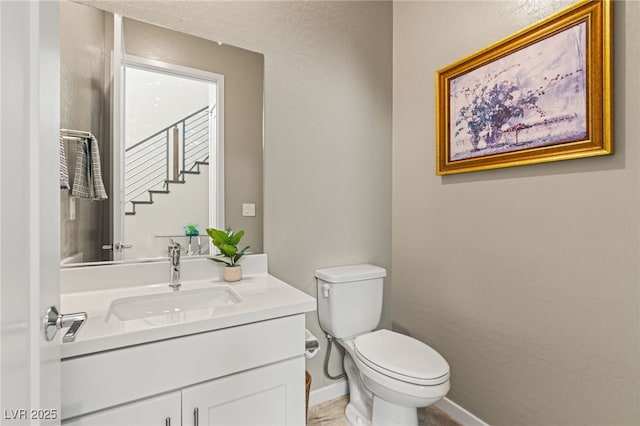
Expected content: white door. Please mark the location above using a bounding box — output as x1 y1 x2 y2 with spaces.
0 1 61 424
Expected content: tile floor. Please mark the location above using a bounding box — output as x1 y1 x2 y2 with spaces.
307 396 462 426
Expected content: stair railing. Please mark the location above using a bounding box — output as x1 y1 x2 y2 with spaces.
124 105 212 211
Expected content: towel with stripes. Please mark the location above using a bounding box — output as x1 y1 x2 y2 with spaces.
71 134 108 201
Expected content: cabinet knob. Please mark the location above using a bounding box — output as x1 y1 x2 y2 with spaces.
165 417 171 426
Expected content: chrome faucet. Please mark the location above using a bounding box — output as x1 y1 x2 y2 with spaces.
168 241 181 290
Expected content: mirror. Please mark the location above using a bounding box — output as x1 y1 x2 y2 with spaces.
60 2 264 265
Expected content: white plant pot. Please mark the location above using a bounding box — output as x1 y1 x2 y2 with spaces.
224 266 242 282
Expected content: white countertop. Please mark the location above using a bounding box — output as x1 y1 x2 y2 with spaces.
60 255 316 359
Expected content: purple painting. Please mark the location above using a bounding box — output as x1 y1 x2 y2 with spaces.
449 22 587 161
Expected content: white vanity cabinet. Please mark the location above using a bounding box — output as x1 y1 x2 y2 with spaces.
62 392 181 426
181 358 302 426
61 315 306 426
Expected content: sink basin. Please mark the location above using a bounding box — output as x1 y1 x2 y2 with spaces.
105 285 243 325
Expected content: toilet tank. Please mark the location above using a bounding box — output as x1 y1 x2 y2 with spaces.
315 264 386 339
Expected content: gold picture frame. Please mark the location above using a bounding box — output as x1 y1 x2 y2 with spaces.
436 0 612 175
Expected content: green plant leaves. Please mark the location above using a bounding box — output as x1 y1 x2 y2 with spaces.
209 257 232 267
233 246 250 263
221 244 237 257
229 230 244 246
206 228 229 248
205 227 249 266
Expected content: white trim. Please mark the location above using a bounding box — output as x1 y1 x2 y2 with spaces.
434 397 490 426
124 54 223 85
112 14 125 259
307 381 489 425
308 379 348 407
215 74 225 235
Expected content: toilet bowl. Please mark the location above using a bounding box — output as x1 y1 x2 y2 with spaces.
338 330 449 426
315 264 450 426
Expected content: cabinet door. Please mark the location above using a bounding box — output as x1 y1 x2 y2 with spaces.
182 357 305 426
62 391 181 426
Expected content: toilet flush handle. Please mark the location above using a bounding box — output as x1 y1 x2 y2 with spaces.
322 283 330 298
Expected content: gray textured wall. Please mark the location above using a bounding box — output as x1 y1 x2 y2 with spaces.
393 1 640 424
60 1 107 262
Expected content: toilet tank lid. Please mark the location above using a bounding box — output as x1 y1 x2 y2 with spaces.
315 264 386 283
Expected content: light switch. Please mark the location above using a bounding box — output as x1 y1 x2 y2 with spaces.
242 203 256 217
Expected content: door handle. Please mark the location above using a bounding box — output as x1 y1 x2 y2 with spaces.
43 306 87 343
102 242 133 250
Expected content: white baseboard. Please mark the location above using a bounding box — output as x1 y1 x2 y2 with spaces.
308 381 488 425
434 397 489 426
308 378 348 407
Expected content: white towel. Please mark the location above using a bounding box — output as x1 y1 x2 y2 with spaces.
71 135 108 201
60 135 70 189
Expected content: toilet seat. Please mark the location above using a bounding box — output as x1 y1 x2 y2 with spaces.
354 329 450 386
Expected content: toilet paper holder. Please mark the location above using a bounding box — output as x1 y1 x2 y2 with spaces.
305 329 320 359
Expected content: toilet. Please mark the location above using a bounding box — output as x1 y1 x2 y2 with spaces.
315 264 450 426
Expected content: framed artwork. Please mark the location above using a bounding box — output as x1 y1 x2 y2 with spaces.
436 0 612 175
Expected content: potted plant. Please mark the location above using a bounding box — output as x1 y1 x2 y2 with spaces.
206 227 250 282
184 223 200 237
